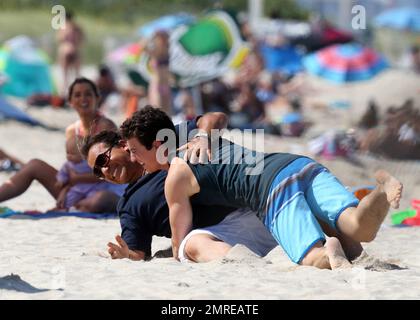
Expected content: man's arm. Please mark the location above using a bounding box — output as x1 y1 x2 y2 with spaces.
196 112 228 134
165 157 199 260
180 112 228 163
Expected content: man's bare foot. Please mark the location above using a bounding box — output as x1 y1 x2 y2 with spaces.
325 237 351 269
374 170 403 209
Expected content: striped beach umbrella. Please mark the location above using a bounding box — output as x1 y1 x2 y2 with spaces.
106 42 144 65
374 7 420 33
303 43 389 83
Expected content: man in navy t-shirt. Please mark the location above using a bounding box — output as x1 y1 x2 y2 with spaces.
83 111 277 261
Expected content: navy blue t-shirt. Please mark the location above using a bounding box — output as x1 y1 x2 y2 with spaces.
117 117 237 256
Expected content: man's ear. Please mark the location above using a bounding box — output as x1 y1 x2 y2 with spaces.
118 140 127 148
152 140 162 149
119 140 130 152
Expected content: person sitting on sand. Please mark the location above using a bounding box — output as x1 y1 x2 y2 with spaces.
358 99 379 130
358 100 420 160
51 138 119 212
0 78 125 213
120 106 403 270
82 111 278 262
96 64 119 109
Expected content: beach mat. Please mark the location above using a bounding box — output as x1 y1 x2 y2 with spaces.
0 207 117 219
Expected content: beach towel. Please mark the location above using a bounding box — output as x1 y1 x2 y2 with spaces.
0 207 117 219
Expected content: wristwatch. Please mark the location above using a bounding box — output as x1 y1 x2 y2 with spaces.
193 132 209 139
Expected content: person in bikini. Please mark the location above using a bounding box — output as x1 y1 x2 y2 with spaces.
57 11 84 95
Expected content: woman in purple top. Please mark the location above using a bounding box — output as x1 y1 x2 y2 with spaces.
0 78 124 213
53 138 122 211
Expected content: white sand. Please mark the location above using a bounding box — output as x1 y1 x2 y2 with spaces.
1 69 420 299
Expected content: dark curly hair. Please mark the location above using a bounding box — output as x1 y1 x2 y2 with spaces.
120 105 176 150
81 130 121 159
68 77 100 101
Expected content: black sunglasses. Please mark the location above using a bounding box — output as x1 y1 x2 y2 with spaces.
93 145 114 179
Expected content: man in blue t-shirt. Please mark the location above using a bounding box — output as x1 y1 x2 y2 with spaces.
82 111 277 261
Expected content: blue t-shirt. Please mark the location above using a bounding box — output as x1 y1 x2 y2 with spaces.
117 117 237 256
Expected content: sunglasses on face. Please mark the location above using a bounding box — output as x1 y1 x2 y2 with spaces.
93 146 114 179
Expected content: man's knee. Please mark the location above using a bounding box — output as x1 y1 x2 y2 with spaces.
184 234 224 262
184 236 203 261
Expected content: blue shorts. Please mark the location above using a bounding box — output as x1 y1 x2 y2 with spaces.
263 157 359 264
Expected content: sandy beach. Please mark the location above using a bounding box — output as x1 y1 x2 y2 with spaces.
1 68 420 300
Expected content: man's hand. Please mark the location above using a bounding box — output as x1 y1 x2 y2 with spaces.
177 136 211 164
107 235 129 259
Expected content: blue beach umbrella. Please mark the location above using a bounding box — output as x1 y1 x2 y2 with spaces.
138 13 196 38
260 44 303 76
0 36 55 98
374 7 420 33
303 43 389 83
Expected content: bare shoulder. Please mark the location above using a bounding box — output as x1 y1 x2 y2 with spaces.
65 123 76 139
166 157 199 197
168 157 192 181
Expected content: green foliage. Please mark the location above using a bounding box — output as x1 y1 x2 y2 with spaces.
0 0 308 22
0 0 308 64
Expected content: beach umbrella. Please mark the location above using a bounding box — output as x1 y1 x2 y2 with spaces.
303 43 388 83
137 13 196 38
136 10 249 88
259 44 303 76
374 7 420 33
106 42 144 66
0 36 55 98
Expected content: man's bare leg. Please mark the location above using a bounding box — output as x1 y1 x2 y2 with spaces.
184 234 232 263
317 219 363 262
301 238 351 270
325 237 352 269
337 170 403 243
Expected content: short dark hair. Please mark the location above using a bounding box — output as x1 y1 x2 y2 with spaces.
120 105 176 150
99 64 112 77
68 77 100 101
65 11 74 21
81 130 122 159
